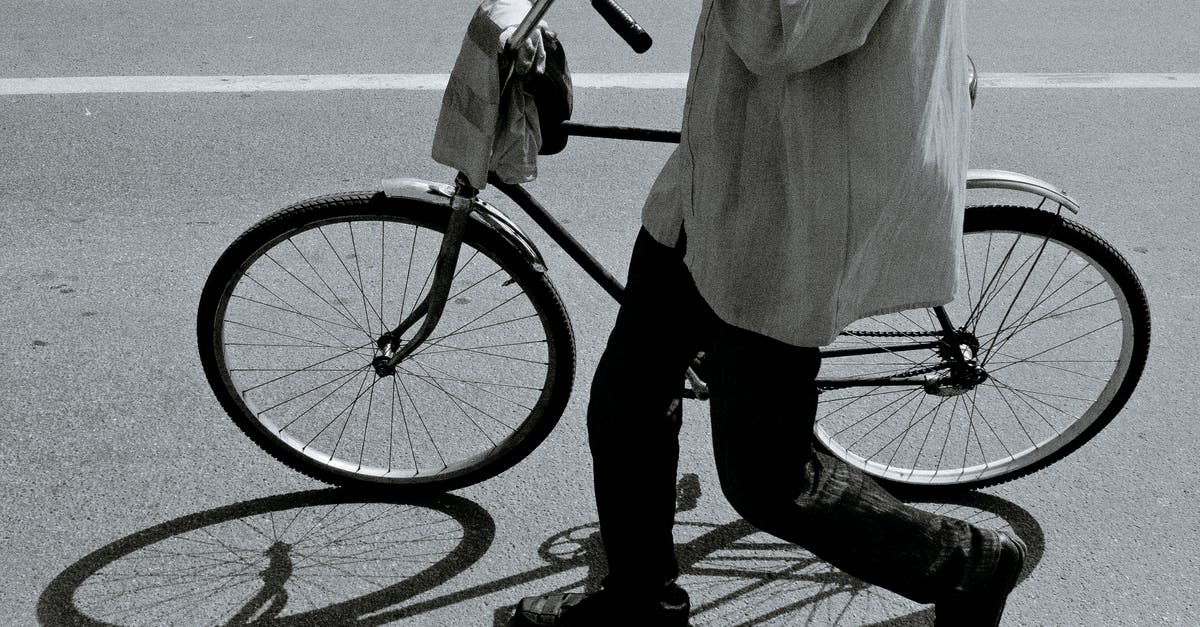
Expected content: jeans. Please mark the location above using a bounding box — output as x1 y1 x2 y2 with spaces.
587 228 999 604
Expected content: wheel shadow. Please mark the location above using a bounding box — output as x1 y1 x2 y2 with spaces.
37 488 495 626
38 479 1043 626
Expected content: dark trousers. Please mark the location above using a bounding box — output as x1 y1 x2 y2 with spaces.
588 229 997 603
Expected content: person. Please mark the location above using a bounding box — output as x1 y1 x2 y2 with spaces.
484 1 1027 625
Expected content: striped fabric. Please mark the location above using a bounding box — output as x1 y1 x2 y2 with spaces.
431 4 541 188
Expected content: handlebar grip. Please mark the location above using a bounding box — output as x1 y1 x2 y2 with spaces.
591 0 653 53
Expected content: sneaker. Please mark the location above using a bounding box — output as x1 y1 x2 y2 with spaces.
935 530 1027 626
511 586 690 626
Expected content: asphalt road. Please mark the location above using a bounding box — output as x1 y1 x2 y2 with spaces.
3 1 1199 625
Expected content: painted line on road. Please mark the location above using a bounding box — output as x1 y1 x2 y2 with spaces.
984 73 1200 88
3 73 1200 95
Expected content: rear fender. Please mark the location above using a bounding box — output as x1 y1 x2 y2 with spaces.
967 169 1080 214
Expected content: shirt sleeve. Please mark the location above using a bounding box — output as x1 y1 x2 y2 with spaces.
480 0 532 28
713 0 891 76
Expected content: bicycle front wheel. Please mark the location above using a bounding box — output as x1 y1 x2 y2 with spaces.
197 192 575 492
815 205 1150 494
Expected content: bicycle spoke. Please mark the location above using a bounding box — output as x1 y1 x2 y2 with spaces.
273 246 373 342
276 368 367 434
987 373 1095 411
316 225 384 328
241 341 374 394
409 272 517 349
380 221 388 340
397 361 536 413
986 378 1054 448
425 311 542 344
399 223 419 321
986 317 1121 376
396 375 448 472
969 392 1019 460
979 234 1054 361
392 376 418 472
406 358 517 435
983 255 1105 361
240 270 366 340
413 341 549 367
301 369 373 454
966 232 1024 330
883 392 930 472
818 387 925 405
986 348 1114 383
985 285 1113 364
224 318 359 352
820 385 916 424
389 376 401 472
830 387 926 442
358 373 378 469
346 221 378 338
230 291 361 344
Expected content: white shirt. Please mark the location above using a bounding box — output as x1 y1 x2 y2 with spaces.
642 0 971 346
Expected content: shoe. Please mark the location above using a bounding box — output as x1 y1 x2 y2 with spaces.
935 530 1027 626
511 586 690 626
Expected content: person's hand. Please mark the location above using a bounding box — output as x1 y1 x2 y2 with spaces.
500 24 552 76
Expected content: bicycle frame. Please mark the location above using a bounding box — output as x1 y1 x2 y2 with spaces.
490 163 979 392
378 117 1092 392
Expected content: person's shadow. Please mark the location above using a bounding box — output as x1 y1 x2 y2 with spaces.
38 477 1043 626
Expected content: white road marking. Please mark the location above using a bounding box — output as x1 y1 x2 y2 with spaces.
984 73 1200 88
2 73 1200 95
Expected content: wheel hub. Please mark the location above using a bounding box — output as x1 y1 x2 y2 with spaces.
373 332 401 377
372 355 397 377
924 331 988 396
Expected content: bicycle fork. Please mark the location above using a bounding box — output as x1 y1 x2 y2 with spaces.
373 174 479 377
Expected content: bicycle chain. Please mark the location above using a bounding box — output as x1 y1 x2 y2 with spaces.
816 360 949 393
839 329 942 338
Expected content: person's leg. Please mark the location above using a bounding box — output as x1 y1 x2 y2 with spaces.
513 228 700 626
586 228 704 597
705 322 1016 605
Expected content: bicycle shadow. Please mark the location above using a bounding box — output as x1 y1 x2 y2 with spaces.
38 478 1043 626
37 488 496 626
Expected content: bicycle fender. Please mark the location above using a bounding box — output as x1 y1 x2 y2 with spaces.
967 169 1080 214
381 177 548 272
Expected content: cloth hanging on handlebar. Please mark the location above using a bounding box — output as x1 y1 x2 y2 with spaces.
432 6 572 189
531 36 573 156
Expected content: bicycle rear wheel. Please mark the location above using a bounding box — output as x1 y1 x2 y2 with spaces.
198 192 575 492
814 205 1150 494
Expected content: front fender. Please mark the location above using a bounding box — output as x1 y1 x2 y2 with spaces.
967 169 1080 214
380 177 547 272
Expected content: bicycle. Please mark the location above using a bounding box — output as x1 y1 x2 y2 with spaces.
197 0 1150 497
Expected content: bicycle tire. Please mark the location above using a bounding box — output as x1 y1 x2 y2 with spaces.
197 191 575 493
814 205 1150 495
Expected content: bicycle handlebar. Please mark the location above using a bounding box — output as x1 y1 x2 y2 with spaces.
591 0 653 53
507 0 555 54
507 0 653 55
